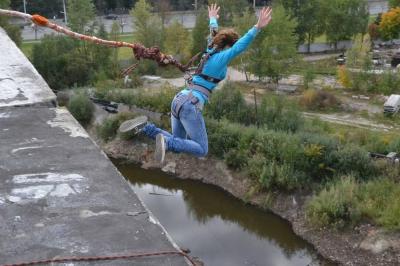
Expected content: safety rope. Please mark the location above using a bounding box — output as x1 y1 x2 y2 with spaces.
2 250 197 266
0 9 195 74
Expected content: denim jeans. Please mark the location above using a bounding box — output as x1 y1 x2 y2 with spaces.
141 94 208 157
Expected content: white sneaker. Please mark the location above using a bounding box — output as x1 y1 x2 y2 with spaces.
119 115 148 134
155 134 166 163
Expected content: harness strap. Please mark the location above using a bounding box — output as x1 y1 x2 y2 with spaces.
188 84 212 98
171 93 198 118
198 73 222 83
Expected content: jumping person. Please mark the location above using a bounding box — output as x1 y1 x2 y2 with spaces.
119 5 272 163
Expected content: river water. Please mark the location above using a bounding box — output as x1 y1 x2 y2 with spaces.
114 160 334 266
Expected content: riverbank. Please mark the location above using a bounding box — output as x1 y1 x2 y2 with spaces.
94 134 400 266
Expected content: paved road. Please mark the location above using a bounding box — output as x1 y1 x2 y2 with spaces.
20 12 196 40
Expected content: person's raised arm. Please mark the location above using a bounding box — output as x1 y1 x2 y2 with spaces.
220 7 272 63
207 4 220 47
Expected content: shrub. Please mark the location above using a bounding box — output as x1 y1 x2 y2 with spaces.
259 161 303 191
67 93 94 127
247 154 267 179
259 95 303 132
224 149 248 170
337 66 351 88
357 178 400 230
299 89 340 111
205 82 254 124
331 145 375 180
306 176 360 228
97 112 138 141
206 119 243 158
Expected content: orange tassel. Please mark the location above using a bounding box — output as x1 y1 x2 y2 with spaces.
32 14 49 26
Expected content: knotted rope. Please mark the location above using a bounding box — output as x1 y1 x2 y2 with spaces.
0 9 195 75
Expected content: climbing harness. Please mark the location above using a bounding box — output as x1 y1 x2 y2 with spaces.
185 49 222 85
171 84 211 118
0 9 194 75
174 49 222 118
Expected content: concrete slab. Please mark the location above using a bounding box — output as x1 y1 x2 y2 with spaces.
0 107 188 265
0 28 56 108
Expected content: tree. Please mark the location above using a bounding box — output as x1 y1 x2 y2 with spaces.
379 7 400 40
389 0 400 8
323 0 369 49
214 0 249 25
232 8 257 80
89 23 112 77
250 4 299 83
281 0 325 53
131 0 163 48
191 7 209 56
345 34 371 69
0 0 21 46
110 22 121 77
164 20 191 61
67 0 96 33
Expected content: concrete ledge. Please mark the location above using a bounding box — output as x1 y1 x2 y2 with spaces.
0 27 56 108
0 28 187 265
0 107 187 265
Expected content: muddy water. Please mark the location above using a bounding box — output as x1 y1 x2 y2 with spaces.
114 160 334 266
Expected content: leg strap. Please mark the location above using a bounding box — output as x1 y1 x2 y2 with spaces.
171 93 198 118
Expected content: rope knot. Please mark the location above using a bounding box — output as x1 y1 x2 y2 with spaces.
32 14 49 26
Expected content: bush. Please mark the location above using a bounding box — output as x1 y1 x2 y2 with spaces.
357 178 400 230
299 89 340 111
224 149 248 170
205 82 254 125
259 95 303 132
306 176 360 228
259 161 304 191
97 112 138 141
67 93 94 127
331 145 376 180
206 119 243 158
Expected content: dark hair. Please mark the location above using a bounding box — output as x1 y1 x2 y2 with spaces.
212 28 239 50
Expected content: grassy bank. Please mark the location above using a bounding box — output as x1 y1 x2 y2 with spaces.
89 81 400 231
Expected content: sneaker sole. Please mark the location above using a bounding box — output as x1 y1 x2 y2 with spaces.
155 134 166 163
118 115 148 133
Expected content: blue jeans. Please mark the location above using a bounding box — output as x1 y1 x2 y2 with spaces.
141 94 208 157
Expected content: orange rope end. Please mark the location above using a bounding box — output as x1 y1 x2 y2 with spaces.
32 14 49 26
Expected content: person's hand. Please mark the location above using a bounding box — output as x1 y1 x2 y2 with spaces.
255 7 272 30
208 3 220 20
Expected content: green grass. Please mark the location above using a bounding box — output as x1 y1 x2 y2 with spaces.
117 34 135 60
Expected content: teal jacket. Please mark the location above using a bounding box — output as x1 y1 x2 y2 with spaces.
182 17 259 104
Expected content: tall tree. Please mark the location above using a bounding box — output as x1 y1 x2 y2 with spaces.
323 0 369 49
214 0 249 25
251 4 299 83
379 7 400 40
281 0 325 53
110 22 121 77
232 8 257 80
191 7 209 56
67 0 96 33
164 20 191 61
131 0 163 48
389 0 400 8
0 0 21 46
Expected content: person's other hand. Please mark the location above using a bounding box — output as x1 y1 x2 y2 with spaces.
255 7 272 30
208 3 220 20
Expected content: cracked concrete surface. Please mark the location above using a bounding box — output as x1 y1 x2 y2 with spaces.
0 28 188 265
